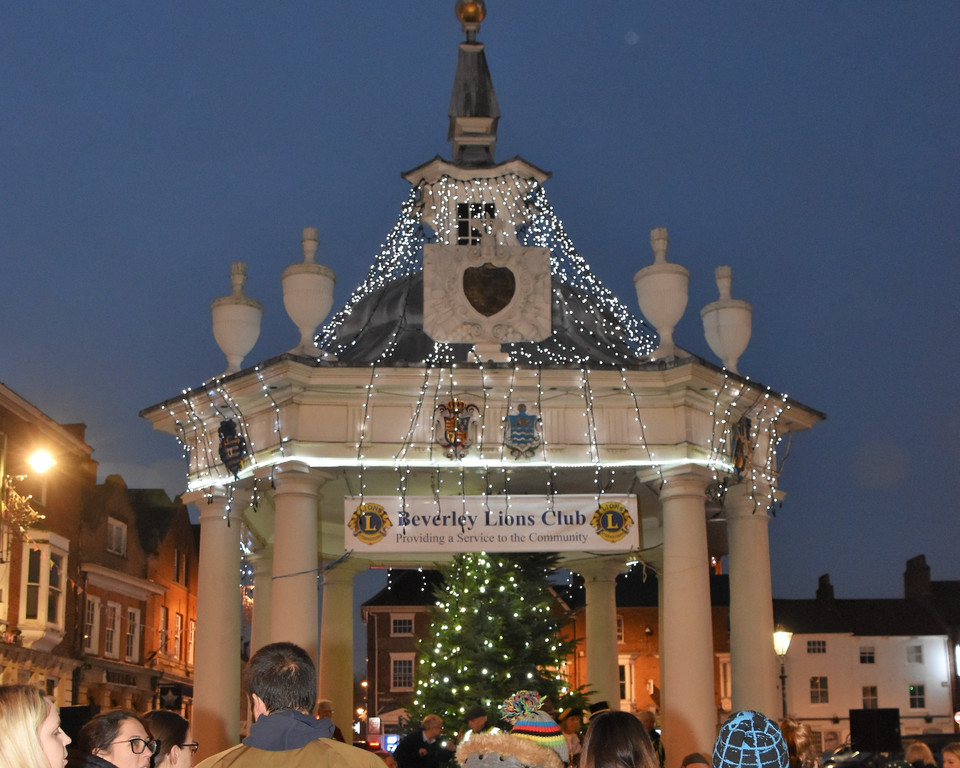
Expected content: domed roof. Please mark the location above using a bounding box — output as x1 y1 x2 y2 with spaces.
323 271 651 367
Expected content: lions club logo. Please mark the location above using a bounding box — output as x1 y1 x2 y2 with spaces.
348 503 392 545
590 501 633 543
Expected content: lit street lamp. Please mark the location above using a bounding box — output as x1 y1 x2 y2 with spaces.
773 626 793 719
0 434 57 560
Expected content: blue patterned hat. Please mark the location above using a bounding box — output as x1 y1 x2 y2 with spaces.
713 711 788 768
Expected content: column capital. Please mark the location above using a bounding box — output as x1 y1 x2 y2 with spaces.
197 493 243 525
273 461 333 496
658 466 713 502
246 546 273 568
321 555 367 585
724 479 774 518
574 555 631 582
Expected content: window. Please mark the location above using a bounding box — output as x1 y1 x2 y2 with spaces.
807 640 826 654
909 684 925 709
106 518 127 557
860 646 875 664
83 597 101 653
810 676 829 704
391 614 414 637
47 553 63 624
862 686 878 709
456 202 496 245
187 619 196 665
175 613 184 660
160 607 169 654
19 534 69 644
616 615 624 643
617 655 635 708
174 549 188 585
907 644 923 664
104 603 120 658
390 653 415 690
125 608 140 662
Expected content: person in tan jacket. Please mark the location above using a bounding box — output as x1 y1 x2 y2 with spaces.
195 642 382 768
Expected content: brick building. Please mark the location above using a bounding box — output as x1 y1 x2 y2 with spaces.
0 382 199 717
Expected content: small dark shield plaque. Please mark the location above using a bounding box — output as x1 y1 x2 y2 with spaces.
463 262 516 317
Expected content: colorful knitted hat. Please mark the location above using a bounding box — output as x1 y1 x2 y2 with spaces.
501 691 569 765
713 711 788 768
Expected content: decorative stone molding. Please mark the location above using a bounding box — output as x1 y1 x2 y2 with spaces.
422 240 551 356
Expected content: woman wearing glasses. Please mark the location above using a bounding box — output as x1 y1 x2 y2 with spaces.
142 710 197 768
0 684 72 768
67 710 157 768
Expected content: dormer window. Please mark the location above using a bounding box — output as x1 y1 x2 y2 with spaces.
107 517 127 557
456 202 495 245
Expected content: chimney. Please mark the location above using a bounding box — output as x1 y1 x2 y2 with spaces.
816 574 834 605
904 555 931 599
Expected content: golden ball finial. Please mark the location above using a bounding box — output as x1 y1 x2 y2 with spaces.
455 0 486 25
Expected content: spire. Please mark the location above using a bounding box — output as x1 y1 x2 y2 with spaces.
448 1 500 166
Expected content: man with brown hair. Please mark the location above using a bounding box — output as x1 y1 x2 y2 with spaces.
196 642 383 768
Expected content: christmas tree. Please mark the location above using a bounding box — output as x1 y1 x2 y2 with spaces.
405 552 582 731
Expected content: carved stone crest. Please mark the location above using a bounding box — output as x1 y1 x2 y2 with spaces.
422 227 551 359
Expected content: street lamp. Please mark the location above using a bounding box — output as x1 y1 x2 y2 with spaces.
773 626 793 719
0 437 57 560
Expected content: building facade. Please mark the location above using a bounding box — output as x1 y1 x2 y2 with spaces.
0 383 199 718
774 558 960 750
142 6 822 761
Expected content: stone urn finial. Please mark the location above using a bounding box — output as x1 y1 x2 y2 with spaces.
701 265 752 373
282 227 336 357
634 227 689 359
211 261 263 374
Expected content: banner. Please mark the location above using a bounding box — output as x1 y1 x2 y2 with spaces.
344 495 639 553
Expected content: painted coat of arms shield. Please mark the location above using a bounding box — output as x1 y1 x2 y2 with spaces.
505 403 542 458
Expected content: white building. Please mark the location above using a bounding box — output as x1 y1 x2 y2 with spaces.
142 4 823 762
774 559 960 751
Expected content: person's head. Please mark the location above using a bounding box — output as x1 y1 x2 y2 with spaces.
422 714 443 740
905 743 935 767
941 743 960 768
141 710 194 768
558 708 583 736
580 711 658 768
713 711 787 768
317 699 335 720
0 684 71 768
466 705 488 733
74 711 156 768
246 641 316 718
376 750 398 768
779 718 817 768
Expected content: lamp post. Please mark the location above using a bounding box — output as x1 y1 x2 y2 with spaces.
773 626 793 719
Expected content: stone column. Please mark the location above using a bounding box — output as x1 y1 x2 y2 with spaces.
193 492 242 760
725 481 778 716
660 470 716 760
270 462 322 658
247 548 273 656
577 557 627 708
319 557 365 739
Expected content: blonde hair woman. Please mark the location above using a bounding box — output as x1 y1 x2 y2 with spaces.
0 684 72 768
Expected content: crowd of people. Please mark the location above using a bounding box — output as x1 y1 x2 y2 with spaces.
3 649 959 768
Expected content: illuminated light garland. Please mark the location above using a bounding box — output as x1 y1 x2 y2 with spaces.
162 161 803 541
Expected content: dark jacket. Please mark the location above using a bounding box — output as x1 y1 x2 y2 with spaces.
243 709 335 750
66 750 117 768
394 730 454 768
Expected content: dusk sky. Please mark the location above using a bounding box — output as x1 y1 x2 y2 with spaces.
2 3 958 602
